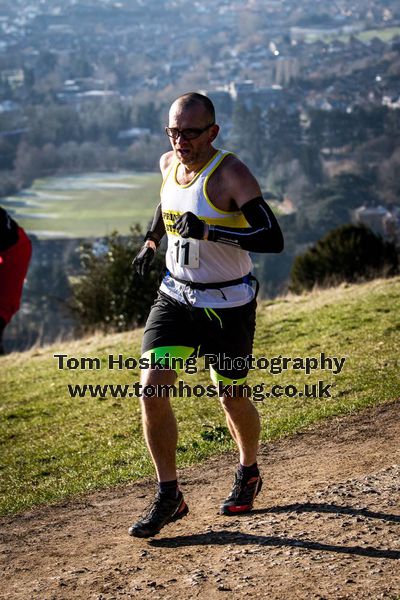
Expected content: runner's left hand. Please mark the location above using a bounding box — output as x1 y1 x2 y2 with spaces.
175 212 206 239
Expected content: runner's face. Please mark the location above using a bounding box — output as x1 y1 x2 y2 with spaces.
168 103 217 168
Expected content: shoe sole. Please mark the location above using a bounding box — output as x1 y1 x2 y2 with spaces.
129 500 189 538
220 477 263 516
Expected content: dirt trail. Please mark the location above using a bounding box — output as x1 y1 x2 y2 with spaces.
1 400 399 600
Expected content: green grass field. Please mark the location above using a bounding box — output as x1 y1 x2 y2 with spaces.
0 276 399 516
304 26 400 44
356 26 400 43
2 172 162 238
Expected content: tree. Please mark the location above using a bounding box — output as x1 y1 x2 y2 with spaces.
290 224 398 293
0 171 18 197
80 98 130 143
264 108 302 165
378 147 400 205
298 142 324 184
230 103 265 171
299 172 379 240
70 228 165 332
134 102 161 132
26 105 82 146
14 141 41 186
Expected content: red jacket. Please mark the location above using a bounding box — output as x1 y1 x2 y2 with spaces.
0 227 32 324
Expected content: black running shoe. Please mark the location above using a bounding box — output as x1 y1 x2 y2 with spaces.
128 490 189 538
220 471 263 515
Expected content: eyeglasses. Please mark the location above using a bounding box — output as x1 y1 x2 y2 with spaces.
165 123 215 140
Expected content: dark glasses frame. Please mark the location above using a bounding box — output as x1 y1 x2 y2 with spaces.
165 123 215 140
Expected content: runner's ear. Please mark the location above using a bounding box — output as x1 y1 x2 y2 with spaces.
209 124 219 142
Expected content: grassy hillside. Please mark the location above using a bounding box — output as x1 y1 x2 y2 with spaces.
0 276 399 516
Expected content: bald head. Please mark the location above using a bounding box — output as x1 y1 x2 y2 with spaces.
170 92 215 123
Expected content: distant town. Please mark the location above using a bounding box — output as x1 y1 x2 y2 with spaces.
1 0 399 110
1 0 400 348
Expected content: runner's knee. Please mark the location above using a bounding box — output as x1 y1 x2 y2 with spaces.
140 367 177 387
220 394 247 409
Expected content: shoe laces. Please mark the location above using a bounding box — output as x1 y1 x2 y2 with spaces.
228 471 245 499
141 492 177 521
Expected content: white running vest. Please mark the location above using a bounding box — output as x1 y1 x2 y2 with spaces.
159 149 254 308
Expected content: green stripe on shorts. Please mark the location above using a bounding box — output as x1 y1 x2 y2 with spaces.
209 365 247 387
141 346 195 371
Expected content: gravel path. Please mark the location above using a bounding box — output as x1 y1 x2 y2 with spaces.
1 400 399 600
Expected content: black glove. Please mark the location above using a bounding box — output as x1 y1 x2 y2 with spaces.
132 245 155 277
175 211 205 239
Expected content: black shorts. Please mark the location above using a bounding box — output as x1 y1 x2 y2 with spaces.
141 291 256 382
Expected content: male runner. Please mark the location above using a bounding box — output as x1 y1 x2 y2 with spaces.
130 92 283 537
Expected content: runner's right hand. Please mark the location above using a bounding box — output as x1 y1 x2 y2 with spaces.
132 245 155 277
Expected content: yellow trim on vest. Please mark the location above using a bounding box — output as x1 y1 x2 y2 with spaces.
162 209 248 236
203 151 238 215
202 151 251 228
204 214 249 227
173 150 220 189
162 149 250 234
160 159 175 196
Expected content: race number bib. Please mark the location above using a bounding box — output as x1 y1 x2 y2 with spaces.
173 237 200 268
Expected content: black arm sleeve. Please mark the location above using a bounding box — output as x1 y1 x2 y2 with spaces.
144 202 166 247
207 196 284 253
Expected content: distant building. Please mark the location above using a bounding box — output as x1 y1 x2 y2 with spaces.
217 81 285 111
1 69 24 89
199 89 233 117
382 95 400 110
274 57 300 86
117 127 151 142
0 100 20 113
228 80 255 100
